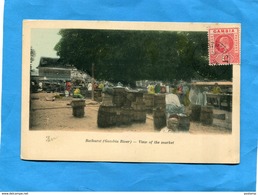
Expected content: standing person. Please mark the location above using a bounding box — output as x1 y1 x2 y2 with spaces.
87 82 92 98
212 83 222 106
147 83 155 94
66 81 72 96
182 82 190 106
98 82 104 90
87 82 92 91
154 83 161 94
177 81 183 104
189 84 198 105
94 82 99 90
38 81 42 90
212 83 222 94
73 87 84 99
196 87 207 106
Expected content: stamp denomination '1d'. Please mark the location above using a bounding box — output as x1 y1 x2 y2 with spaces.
208 27 240 65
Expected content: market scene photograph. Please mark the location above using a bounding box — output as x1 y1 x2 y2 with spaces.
29 28 233 134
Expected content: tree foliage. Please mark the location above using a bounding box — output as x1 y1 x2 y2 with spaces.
30 46 36 64
54 29 232 85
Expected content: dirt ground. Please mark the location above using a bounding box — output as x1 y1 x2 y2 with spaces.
30 92 232 134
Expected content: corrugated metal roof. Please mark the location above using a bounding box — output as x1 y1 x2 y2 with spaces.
38 57 74 68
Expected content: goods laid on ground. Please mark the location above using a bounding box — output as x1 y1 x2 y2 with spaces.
97 106 135 128
101 93 113 106
97 89 146 128
116 107 133 126
152 94 166 130
131 92 146 123
153 107 166 130
71 99 86 118
191 104 201 121
97 87 217 130
94 89 103 102
177 113 190 131
200 106 213 125
143 93 154 113
166 113 190 131
167 117 179 131
97 105 117 128
124 91 136 107
154 94 166 109
112 87 126 107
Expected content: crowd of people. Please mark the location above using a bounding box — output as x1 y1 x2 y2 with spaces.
146 80 227 105
31 77 230 111
145 80 231 117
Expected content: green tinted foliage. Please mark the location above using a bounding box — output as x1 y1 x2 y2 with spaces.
54 29 232 84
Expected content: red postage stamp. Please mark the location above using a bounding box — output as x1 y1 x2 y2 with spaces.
208 27 240 65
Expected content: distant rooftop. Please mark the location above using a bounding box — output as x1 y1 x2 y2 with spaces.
38 57 74 68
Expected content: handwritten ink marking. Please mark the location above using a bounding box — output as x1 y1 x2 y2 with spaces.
46 136 58 142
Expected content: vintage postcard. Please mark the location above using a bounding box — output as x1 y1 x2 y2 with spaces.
21 20 240 163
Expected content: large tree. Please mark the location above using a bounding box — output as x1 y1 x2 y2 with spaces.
54 29 232 85
30 47 36 66
30 47 36 74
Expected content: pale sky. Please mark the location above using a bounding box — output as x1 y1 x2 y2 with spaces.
31 28 61 70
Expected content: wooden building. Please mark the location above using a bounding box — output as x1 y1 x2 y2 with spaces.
37 57 75 81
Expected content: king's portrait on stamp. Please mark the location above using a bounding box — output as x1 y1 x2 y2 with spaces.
21 21 240 163
208 27 240 65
